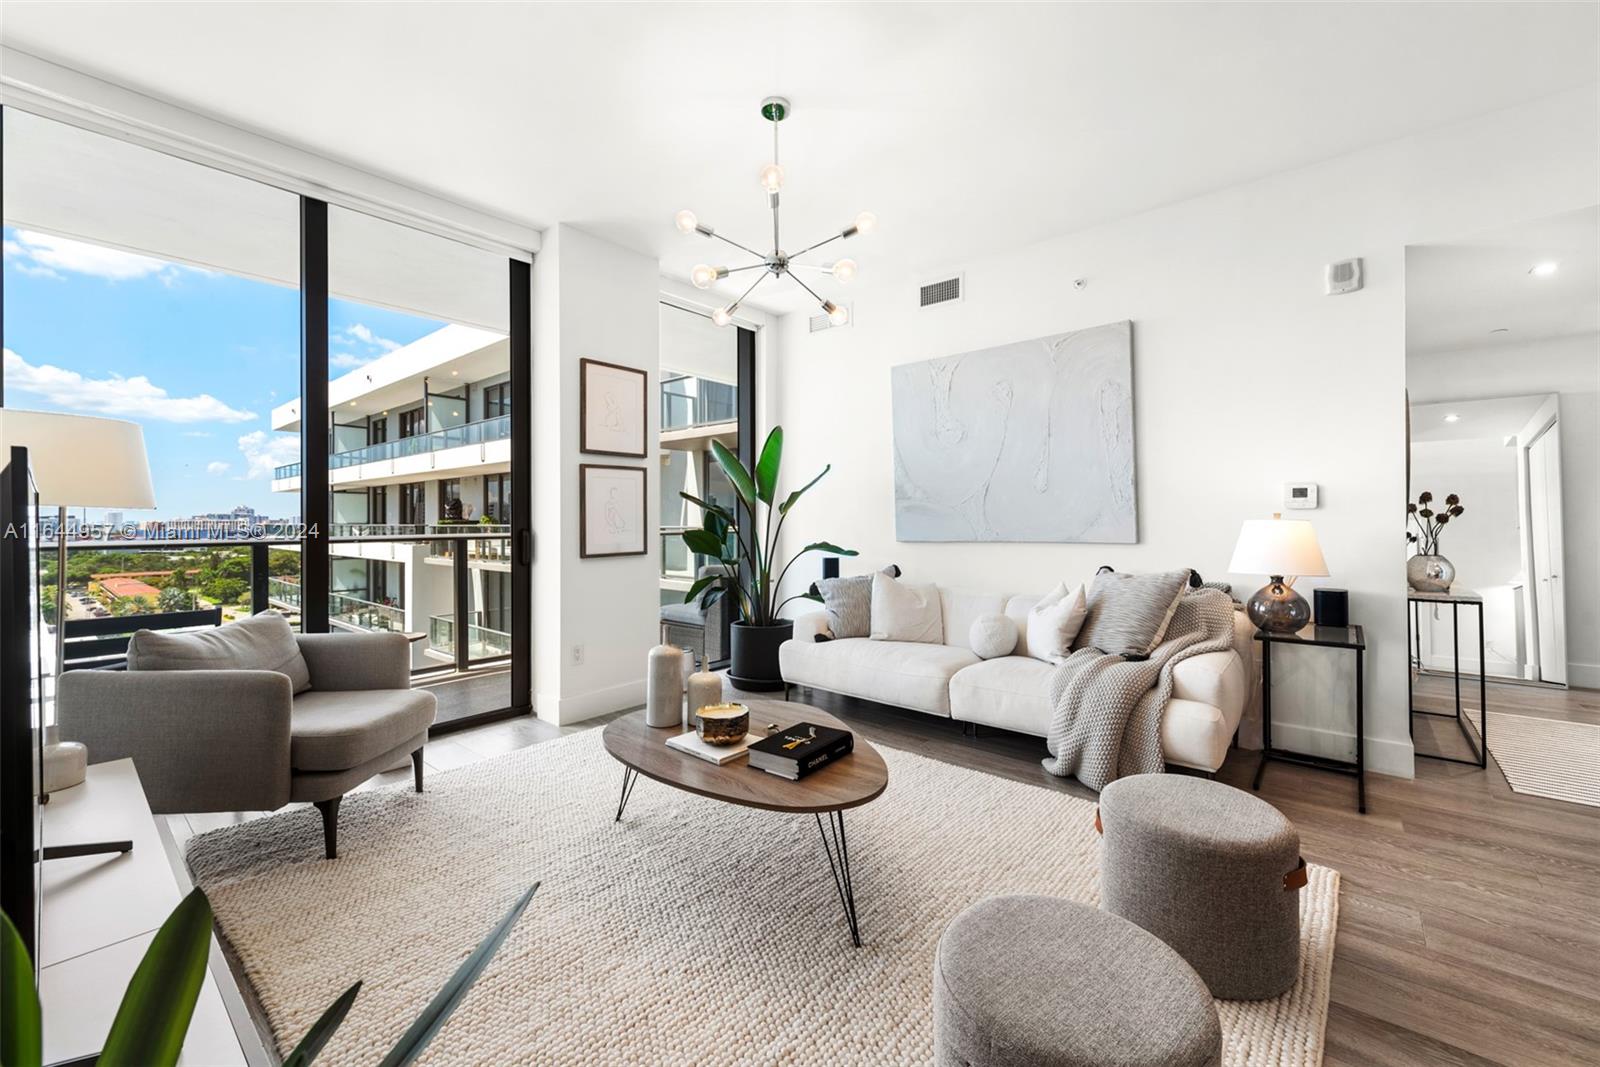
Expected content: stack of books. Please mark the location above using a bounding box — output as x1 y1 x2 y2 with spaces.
748 722 854 780
665 729 759 765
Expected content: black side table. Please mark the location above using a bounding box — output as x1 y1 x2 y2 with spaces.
1406 590 1487 768
1251 624 1366 814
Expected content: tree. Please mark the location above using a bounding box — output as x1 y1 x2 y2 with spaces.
158 587 193 613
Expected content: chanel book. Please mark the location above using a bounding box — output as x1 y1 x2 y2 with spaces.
747 722 853 780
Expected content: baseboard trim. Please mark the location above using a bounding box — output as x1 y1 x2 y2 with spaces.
537 678 645 726
1421 654 1521 678
1567 662 1600 690
1262 720 1414 779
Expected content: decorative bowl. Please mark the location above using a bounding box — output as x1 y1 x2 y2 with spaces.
694 702 750 746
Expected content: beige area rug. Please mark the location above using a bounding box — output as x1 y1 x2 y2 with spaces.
186 730 1340 1067
1469 711 1600 807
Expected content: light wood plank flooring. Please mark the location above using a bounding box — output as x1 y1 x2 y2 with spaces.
170 678 1600 1067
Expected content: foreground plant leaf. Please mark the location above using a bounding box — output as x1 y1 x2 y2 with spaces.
1 912 42 1067
97 888 214 1067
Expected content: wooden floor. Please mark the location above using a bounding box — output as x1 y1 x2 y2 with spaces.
172 676 1600 1067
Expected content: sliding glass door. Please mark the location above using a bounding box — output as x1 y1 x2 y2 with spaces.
1 105 532 729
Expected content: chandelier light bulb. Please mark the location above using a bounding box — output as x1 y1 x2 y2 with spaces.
711 306 734 327
831 258 859 283
823 301 849 326
853 211 878 235
675 209 699 234
691 264 720 289
759 164 785 194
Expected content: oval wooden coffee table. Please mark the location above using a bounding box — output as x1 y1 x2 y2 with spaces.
603 699 887 946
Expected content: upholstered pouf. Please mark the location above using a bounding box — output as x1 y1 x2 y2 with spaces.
1099 774 1303 1000
933 895 1221 1067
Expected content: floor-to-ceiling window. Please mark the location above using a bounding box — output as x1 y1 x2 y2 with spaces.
1 105 531 728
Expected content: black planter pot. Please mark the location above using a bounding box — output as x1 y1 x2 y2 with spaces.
728 620 794 692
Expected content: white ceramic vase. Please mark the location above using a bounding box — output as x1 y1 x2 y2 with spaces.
686 654 723 731
645 644 685 728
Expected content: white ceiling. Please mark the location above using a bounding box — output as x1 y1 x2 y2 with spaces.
1410 395 1550 443
2 2 1597 314
1407 207 1600 355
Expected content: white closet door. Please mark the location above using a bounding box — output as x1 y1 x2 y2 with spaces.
1528 427 1567 685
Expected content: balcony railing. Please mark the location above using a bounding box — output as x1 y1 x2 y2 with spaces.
661 376 736 431
267 575 301 608
269 577 405 634
274 415 510 479
429 613 511 660
330 522 510 541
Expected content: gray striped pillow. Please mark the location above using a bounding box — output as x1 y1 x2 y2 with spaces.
817 567 895 638
1072 570 1191 657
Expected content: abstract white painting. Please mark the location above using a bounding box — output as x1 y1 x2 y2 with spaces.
891 320 1136 543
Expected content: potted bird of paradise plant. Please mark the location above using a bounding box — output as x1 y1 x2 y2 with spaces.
678 427 855 690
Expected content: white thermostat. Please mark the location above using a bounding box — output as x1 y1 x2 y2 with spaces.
1284 483 1319 510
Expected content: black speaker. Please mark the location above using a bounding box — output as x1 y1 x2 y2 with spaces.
1313 588 1349 628
822 557 841 580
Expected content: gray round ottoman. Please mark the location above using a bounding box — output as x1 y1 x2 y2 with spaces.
933 895 1221 1067
1099 774 1303 1000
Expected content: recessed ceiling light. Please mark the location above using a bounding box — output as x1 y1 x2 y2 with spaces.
451 370 459 376
1529 261 1559 277
1443 413 1461 423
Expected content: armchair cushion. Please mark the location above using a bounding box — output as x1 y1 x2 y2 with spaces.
128 611 311 694
294 631 412 691
290 688 437 772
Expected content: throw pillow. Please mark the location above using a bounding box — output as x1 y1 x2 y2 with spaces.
1025 581 1088 663
1072 570 1191 657
968 613 1019 659
127 610 312 693
869 572 944 643
816 566 898 638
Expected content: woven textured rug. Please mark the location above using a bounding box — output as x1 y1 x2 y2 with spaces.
187 729 1339 1067
1469 711 1600 807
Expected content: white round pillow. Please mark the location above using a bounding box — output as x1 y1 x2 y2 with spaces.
968 613 1019 660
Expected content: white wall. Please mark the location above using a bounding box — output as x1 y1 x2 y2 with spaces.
532 224 662 724
1410 333 1600 686
771 87 1598 778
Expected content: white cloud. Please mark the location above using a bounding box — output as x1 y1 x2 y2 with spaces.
236 430 300 480
205 461 230 476
5 230 172 282
330 350 376 369
344 323 401 352
3 348 257 423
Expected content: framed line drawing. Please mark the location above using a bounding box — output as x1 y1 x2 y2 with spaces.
579 463 647 558
580 357 648 457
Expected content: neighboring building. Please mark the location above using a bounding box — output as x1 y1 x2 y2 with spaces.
268 324 513 669
93 575 161 607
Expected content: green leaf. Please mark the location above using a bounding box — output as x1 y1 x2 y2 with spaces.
754 427 784 505
375 883 539 1067
710 440 757 510
1 912 42 1067
98 888 216 1067
682 574 719 604
779 465 831 515
801 542 859 558
679 491 735 525
681 529 724 556
282 982 362 1067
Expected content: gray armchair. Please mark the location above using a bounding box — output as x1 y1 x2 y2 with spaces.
58 619 436 859
660 563 730 664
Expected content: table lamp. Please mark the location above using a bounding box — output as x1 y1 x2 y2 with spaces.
1228 514 1328 634
0 410 156 792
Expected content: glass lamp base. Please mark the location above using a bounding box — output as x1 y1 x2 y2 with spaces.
1247 578 1311 634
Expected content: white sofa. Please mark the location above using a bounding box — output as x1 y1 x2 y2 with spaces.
778 587 1257 773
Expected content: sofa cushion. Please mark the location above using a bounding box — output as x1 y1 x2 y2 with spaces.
940 589 1008 650
817 570 881 639
968 613 1018 659
1026 582 1088 664
290 688 436 772
1073 570 1190 657
128 611 312 694
870 573 944 644
1003 594 1043 659
780 637 978 716
948 656 1243 771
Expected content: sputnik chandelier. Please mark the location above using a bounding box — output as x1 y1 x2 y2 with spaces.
675 96 876 326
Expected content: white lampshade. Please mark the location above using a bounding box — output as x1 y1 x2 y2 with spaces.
0 409 157 509
1228 518 1328 578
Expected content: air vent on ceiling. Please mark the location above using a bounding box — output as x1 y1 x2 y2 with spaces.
920 274 964 307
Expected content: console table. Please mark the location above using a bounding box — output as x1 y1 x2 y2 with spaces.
1407 589 1487 767
40 759 263 1066
1251 624 1366 814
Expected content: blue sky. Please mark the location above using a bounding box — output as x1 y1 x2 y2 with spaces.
3 226 441 521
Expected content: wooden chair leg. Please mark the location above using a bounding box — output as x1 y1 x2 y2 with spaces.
314 796 342 860
412 747 425 793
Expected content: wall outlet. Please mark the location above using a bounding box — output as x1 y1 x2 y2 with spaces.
571 644 584 665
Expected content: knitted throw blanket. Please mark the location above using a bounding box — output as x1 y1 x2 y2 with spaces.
1042 589 1239 791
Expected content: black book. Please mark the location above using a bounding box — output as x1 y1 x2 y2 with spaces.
748 722 854 780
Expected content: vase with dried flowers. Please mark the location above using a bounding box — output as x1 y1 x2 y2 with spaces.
1406 491 1465 592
